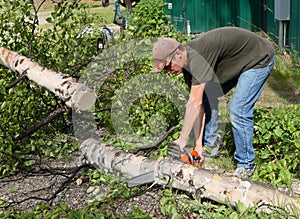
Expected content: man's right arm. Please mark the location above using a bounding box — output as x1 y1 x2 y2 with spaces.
174 83 206 153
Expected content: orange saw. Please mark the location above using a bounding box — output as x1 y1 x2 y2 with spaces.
167 142 205 168
126 142 205 188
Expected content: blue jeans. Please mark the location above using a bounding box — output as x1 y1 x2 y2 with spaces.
203 56 275 168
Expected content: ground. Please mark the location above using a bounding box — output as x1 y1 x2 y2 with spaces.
0 152 165 216
0 78 298 216
1 0 299 216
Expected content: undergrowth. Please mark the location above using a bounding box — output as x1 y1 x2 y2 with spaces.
0 0 299 218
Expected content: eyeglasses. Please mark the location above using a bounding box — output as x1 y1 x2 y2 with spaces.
163 53 174 71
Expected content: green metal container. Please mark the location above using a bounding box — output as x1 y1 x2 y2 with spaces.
290 0 300 53
165 0 300 53
165 0 262 33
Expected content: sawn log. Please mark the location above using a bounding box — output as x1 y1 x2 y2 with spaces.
1 47 298 213
81 138 300 213
0 47 96 111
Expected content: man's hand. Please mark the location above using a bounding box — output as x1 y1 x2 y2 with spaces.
194 141 204 159
174 138 187 152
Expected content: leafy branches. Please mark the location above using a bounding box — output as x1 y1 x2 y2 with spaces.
252 105 300 187
0 0 103 177
122 0 189 41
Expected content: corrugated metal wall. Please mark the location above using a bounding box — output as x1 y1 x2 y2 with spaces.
290 1 300 52
165 0 300 53
165 0 261 33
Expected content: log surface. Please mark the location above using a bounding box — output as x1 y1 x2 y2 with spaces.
81 138 300 213
0 47 96 110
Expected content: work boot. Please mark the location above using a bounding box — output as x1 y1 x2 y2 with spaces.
202 145 221 158
233 165 256 178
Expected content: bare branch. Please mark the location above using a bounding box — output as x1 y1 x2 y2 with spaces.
132 126 177 153
13 106 68 141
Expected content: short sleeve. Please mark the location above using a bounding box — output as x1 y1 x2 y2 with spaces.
186 46 214 85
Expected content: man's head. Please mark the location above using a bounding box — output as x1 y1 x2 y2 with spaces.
152 38 187 74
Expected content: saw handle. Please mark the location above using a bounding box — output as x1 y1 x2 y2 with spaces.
182 147 205 168
183 147 194 165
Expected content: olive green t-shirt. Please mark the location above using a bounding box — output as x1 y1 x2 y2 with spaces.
183 27 275 86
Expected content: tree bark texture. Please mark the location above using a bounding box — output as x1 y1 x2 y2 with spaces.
1 47 299 213
81 138 300 213
0 47 96 111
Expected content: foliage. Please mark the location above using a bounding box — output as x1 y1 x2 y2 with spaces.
0 0 300 218
80 35 188 155
0 203 118 218
219 104 300 188
122 0 189 42
100 70 188 154
274 47 300 91
0 0 104 177
252 105 300 187
81 0 190 155
33 2 103 75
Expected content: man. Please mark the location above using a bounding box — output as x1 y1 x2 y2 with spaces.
152 27 275 177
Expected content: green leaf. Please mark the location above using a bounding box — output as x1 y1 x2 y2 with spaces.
0 101 7 109
171 212 180 219
274 128 283 137
24 161 32 166
295 140 300 148
236 201 247 214
229 212 238 219
260 150 270 159
288 125 296 133
172 132 180 139
164 189 173 197
45 17 53 23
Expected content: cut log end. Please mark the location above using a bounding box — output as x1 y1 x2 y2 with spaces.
72 89 97 111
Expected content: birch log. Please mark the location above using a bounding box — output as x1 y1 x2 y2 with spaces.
2 48 299 213
0 47 96 111
81 138 300 213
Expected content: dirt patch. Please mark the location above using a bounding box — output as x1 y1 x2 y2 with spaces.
0 152 89 210
0 151 164 217
257 84 300 107
34 0 102 10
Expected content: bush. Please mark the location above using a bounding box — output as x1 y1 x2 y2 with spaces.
0 0 104 177
253 105 300 187
122 0 188 41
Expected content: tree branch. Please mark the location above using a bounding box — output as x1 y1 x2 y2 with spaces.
13 106 68 141
131 126 177 153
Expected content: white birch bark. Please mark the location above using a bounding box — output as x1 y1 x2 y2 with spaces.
2 47 299 214
81 138 300 213
0 47 96 111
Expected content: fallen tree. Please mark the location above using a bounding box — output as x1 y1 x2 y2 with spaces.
80 138 300 213
0 47 96 111
1 47 299 214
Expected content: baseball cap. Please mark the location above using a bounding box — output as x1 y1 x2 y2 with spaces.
152 38 181 72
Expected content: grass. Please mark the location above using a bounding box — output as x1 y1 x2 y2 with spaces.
36 0 115 28
262 52 300 106
273 54 300 90
86 4 115 25
35 0 104 10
